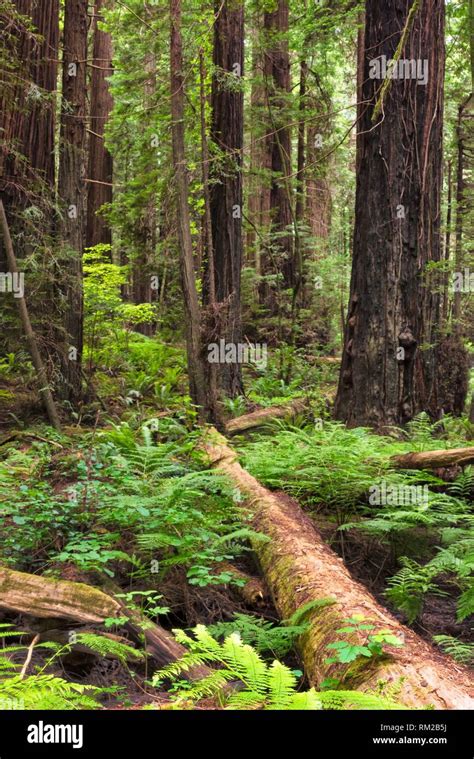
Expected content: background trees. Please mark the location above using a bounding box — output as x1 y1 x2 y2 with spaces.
0 0 471 425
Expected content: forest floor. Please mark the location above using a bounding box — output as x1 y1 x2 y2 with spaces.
0 336 473 709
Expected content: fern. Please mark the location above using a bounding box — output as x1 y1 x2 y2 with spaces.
209 613 309 657
433 635 474 665
208 600 335 658
447 466 474 500
74 633 144 664
152 625 403 710
0 674 104 710
456 585 474 623
385 559 448 623
0 625 119 709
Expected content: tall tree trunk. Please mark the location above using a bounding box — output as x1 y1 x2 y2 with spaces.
169 0 218 423
208 0 245 398
0 0 59 384
86 0 113 250
442 159 452 325
247 35 271 275
335 0 446 428
0 0 59 214
452 86 473 336
263 0 293 289
295 60 307 228
58 0 88 402
132 44 156 336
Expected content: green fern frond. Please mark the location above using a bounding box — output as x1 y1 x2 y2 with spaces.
153 625 404 711
434 635 474 665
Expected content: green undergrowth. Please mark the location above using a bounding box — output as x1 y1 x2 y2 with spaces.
238 416 474 630
0 421 259 588
151 625 405 711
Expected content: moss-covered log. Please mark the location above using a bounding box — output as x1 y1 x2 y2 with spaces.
0 567 120 623
203 428 474 709
225 398 308 435
392 447 474 470
0 568 210 679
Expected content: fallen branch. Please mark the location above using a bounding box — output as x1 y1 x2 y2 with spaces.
203 428 474 709
225 398 308 435
20 633 40 679
392 447 474 470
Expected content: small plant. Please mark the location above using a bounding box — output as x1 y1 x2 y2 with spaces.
325 615 404 665
222 396 247 418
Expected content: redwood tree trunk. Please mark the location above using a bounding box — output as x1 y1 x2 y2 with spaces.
58 0 88 402
0 0 59 213
132 45 156 336
86 0 113 250
335 0 445 428
263 0 293 289
208 0 245 398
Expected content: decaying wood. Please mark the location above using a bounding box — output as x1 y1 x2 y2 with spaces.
0 568 210 680
225 398 308 435
0 567 120 624
313 356 341 365
216 562 268 606
392 447 474 470
203 428 474 709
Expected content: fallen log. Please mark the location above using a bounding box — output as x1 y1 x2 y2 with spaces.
0 568 210 680
313 356 341 365
203 428 474 709
392 447 474 470
225 398 308 435
0 567 120 624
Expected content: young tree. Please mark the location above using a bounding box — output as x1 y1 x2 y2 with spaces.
86 0 113 250
208 0 245 397
170 0 218 422
335 0 448 428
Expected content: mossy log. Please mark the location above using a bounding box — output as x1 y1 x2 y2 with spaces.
0 567 120 623
225 398 308 435
203 428 474 709
0 568 210 679
392 447 474 470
